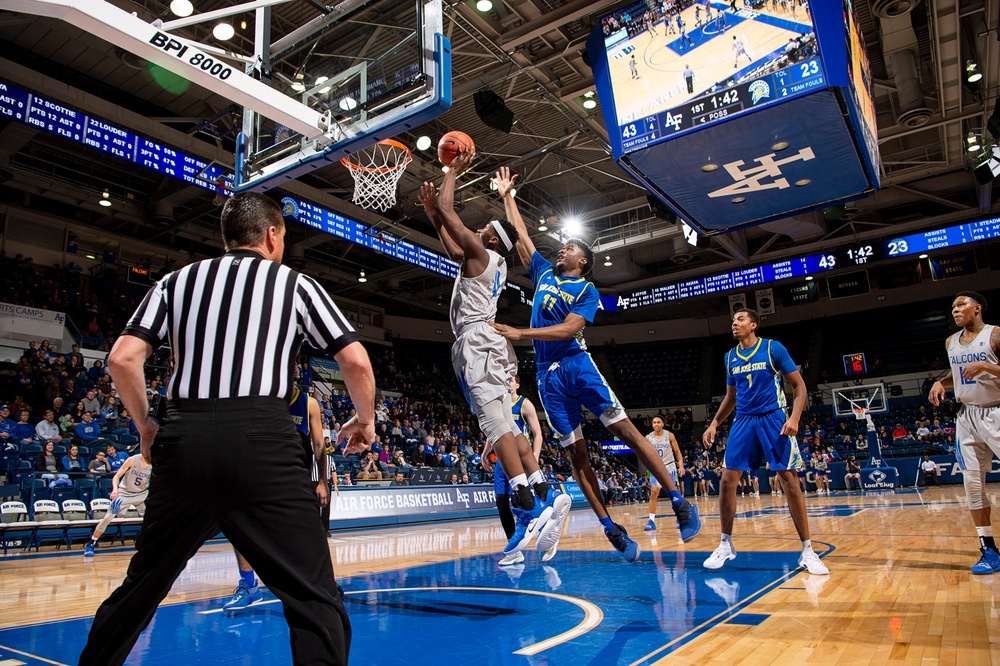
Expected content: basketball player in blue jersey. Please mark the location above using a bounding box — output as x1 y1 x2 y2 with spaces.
929 291 1000 574
702 309 828 575
224 389 330 610
490 167 701 561
419 152 569 556
486 375 558 565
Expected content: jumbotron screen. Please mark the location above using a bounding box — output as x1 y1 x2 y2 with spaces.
597 0 825 152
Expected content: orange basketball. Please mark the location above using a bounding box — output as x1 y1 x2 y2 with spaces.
437 131 475 166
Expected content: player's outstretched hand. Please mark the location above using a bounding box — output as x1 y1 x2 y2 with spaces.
489 322 522 340
336 415 374 455
702 424 717 449
417 181 437 215
928 381 945 406
492 167 519 198
450 150 475 175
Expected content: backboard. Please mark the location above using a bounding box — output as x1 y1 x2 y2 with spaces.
236 0 451 192
832 383 888 418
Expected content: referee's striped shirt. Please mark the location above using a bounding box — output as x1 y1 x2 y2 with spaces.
121 249 358 400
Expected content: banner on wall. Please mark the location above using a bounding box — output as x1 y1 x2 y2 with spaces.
728 293 747 314
755 288 775 315
0 303 66 326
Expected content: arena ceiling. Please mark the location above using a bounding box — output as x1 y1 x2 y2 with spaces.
0 0 997 324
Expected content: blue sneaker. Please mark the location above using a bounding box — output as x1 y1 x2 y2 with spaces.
674 500 702 542
972 547 1000 575
605 523 640 562
223 579 264 610
504 501 554 554
643 519 657 531
83 543 95 558
536 491 572 554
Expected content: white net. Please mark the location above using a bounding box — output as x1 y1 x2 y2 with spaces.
340 139 412 211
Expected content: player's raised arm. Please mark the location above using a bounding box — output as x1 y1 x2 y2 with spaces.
418 182 464 262
491 312 588 342
435 152 489 275
493 167 534 268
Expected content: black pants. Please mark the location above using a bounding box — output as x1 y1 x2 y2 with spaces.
79 397 350 666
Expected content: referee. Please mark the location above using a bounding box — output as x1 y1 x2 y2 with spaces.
79 192 375 666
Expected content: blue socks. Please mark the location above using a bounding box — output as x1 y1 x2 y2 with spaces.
599 517 616 531
239 568 257 588
669 490 684 507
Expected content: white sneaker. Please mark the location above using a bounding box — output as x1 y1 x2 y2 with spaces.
542 543 558 562
703 540 737 570
498 551 525 566
798 548 830 575
536 492 572 553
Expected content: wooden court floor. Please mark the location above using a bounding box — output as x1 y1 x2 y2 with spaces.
1 485 998 665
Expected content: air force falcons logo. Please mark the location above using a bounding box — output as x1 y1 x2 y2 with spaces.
281 197 299 219
748 80 770 105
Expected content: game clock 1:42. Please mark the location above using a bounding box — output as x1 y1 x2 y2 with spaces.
843 353 867 376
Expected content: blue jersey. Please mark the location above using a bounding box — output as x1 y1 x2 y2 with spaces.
290 388 309 438
511 395 529 437
528 251 600 366
725 338 797 416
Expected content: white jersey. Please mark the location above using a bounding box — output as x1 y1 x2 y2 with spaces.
648 431 676 467
118 454 152 496
948 325 1000 407
449 249 506 337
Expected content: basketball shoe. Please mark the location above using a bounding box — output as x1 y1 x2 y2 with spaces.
536 491 571 554
704 539 736 569
798 548 830 575
498 551 524 566
224 579 264 611
605 523 640 562
643 518 657 531
971 547 1000 575
504 501 553 554
674 499 702 542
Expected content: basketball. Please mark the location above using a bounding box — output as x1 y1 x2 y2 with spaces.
437 131 475 166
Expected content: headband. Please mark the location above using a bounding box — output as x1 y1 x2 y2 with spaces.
490 220 513 252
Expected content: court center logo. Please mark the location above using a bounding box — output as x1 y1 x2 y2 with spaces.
748 80 770 105
707 147 816 198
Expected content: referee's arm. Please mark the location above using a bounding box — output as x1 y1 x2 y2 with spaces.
107 335 157 463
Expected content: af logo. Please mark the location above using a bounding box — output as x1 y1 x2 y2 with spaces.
748 80 770 105
617 295 631 309
664 111 683 132
707 147 816 198
455 488 470 508
281 197 299 219
868 470 886 483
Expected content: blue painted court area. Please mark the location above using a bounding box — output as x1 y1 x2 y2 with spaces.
0 549 830 665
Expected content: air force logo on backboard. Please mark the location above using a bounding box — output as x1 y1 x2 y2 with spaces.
749 80 770 105
281 197 299 219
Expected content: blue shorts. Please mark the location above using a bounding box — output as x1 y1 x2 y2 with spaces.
537 352 627 446
494 460 511 496
725 410 803 472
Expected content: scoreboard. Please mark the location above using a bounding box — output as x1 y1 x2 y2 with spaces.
843 353 867 376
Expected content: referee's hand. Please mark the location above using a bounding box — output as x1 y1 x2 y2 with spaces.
136 416 159 465
335 416 374 455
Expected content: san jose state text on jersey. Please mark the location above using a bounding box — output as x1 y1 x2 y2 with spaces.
726 338 797 415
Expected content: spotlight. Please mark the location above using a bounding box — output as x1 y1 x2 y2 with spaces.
603 256 612 267
509 188 516 198
169 0 193 17
291 82 306 92
213 23 235 40
805 276 814 281
966 61 983 83
918 253 928 259
968 132 981 152
537 217 548 232
476 0 493 11
582 99 597 110
358 270 367 283
563 217 582 236
415 136 432 151
240 19 247 30
315 76 329 84
99 189 112 207
339 97 358 111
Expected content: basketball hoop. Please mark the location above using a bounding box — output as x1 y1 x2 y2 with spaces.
340 139 412 212
852 407 867 421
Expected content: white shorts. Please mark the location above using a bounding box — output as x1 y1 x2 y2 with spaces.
109 490 148 517
956 404 1000 475
452 324 517 415
650 462 677 488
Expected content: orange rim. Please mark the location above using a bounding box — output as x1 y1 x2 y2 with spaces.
340 139 412 173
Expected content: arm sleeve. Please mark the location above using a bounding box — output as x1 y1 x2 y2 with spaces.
770 341 798 375
528 251 551 287
121 278 169 348
295 275 361 357
570 283 600 323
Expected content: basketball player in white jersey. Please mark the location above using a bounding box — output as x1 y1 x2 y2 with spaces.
418 151 569 555
83 453 152 557
929 291 1000 574
644 415 685 531
733 36 751 67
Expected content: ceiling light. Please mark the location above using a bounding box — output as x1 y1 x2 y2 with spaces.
919 253 928 259
291 82 306 92
476 0 493 12
968 132 981 152
537 217 548 232
415 135 432 151
967 61 983 84
213 23 235 40
771 141 790 151
805 276 814 281
240 20 247 30
582 99 597 110
85 254 96 260
603 255 612 267
339 97 358 111
584 91 595 98
563 217 582 236
169 0 193 17
701 163 718 172
358 270 367 283
490 180 498 191
509 188 516 198
99 189 112 207
315 76 329 84
319 86 331 94
794 179 811 187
